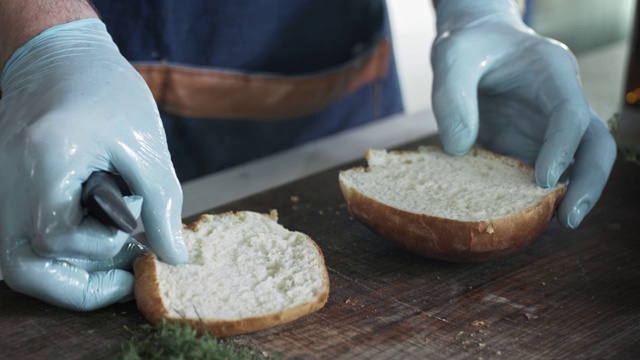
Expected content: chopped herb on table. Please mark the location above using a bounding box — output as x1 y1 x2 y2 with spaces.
121 320 281 360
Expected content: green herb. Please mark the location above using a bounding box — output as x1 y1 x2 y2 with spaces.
607 112 640 166
121 320 281 360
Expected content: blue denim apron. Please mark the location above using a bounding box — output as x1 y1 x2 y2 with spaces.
93 0 403 181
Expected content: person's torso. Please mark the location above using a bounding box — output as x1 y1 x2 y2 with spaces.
93 0 387 74
92 0 403 181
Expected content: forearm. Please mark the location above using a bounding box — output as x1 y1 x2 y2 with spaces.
0 0 97 70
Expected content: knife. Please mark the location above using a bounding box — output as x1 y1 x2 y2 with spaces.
81 171 137 234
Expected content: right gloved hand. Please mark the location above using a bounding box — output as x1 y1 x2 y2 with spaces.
430 0 617 229
0 19 188 311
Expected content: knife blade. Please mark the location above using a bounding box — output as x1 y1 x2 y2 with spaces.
81 171 137 234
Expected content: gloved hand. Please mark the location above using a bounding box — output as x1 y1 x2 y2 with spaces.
431 0 617 229
0 19 188 311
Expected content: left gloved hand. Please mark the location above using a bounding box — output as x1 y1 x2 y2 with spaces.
0 19 187 311
431 0 617 228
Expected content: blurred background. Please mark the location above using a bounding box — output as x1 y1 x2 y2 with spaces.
387 0 637 120
527 0 634 54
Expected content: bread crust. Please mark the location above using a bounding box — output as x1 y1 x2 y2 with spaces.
339 147 567 262
133 212 330 337
133 254 169 324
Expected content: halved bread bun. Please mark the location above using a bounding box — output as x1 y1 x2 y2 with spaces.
338 146 567 262
134 210 330 337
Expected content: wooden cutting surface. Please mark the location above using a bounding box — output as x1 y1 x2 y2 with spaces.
1 137 639 359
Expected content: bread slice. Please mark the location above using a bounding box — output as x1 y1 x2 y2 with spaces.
133 210 330 337
338 146 567 262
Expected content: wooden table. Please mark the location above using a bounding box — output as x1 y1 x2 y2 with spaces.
2 137 639 359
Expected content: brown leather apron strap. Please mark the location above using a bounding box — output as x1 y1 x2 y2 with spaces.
134 38 391 120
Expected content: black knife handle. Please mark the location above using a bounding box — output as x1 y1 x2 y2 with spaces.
81 171 137 234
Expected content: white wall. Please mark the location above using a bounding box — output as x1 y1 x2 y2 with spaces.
386 0 436 115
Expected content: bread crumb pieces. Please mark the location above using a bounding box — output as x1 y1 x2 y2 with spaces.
289 196 300 210
471 320 486 327
485 223 495 233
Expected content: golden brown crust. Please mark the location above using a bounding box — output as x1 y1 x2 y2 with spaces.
340 147 567 262
184 214 208 232
133 254 169 324
133 212 330 338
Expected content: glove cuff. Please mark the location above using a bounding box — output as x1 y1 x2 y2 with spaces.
1 19 114 91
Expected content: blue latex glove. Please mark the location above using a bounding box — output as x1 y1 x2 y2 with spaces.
431 0 617 229
0 19 188 311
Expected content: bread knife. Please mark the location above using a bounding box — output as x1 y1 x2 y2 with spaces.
81 171 137 234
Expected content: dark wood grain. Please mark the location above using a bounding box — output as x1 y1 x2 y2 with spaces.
2 138 639 360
